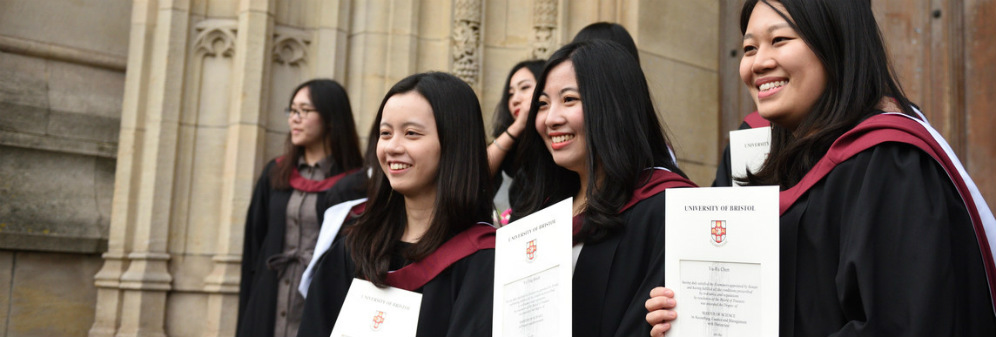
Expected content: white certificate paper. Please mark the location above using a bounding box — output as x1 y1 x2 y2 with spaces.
493 198 573 337
729 126 771 186
330 278 422 337
665 186 779 337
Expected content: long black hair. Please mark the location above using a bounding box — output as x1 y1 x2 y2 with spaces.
492 60 544 187
347 72 493 286
271 79 363 189
571 22 640 63
512 40 685 244
740 0 914 187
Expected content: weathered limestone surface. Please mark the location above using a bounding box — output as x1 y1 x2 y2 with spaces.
3 251 103 337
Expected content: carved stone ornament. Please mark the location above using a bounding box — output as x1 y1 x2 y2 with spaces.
532 0 558 59
193 19 239 57
452 0 482 85
273 26 312 66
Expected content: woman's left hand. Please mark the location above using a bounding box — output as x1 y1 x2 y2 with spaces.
645 287 677 337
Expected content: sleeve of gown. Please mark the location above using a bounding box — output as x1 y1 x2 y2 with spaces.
611 195 668 337
445 249 496 337
237 162 273 327
831 143 994 336
297 241 355 337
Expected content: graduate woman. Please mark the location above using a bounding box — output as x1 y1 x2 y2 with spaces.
510 40 696 337
489 60 544 222
237 79 364 337
646 1 996 336
297 72 496 337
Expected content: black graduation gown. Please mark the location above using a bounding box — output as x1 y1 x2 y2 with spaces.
573 192 671 337
320 169 369 211
236 159 341 337
297 240 496 337
779 142 996 336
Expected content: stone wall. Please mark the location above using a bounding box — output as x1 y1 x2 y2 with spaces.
0 0 131 336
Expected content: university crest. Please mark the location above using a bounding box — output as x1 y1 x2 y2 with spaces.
710 220 727 246
526 239 537 262
370 310 386 331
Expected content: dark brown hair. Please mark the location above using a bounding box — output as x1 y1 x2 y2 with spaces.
271 79 363 189
738 0 914 188
347 72 493 286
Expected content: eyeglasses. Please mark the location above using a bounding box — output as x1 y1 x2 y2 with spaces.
285 107 317 119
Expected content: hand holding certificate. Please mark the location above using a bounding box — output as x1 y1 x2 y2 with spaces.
493 199 573 337
664 186 779 337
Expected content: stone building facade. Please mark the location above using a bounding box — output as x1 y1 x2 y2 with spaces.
1 0 993 336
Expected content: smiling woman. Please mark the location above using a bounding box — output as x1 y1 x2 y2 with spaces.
377 91 441 210
297 72 497 337
510 40 696 337
647 1 996 336
237 79 363 337
739 3 826 130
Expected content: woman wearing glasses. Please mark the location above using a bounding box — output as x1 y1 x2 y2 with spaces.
237 79 364 337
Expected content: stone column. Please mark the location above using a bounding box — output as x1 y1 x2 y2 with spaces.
311 0 351 79
451 0 483 91
197 1 276 335
89 0 189 336
88 1 156 336
347 0 421 137
115 0 191 336
531 0 558 59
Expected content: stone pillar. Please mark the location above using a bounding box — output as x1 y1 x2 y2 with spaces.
201 0 275 336
311 0 351 79
347 0 421 138
114 0 191 336
88 3 156 336
451 0 483 91
89 0 187 336
531 0 558 59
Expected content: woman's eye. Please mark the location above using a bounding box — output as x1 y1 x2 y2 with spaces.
772 37 790 44
743 45 757 54
564 96 579 103
537 100 549 108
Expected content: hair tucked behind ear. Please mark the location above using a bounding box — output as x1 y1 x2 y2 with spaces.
512 40 685 244
347 72 493 287
739 0 915 188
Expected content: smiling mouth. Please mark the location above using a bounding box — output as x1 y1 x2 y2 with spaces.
758 80 787 92
389 163 412 170
551 134 575 144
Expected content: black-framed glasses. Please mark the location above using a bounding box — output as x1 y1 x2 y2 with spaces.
285 107 317 119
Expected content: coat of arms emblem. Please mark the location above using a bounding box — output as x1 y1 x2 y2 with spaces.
526 239 537 262
370 310 386 331
710 220 727 246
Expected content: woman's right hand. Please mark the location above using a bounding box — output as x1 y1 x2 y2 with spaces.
645 287 677 337
506 102 530 139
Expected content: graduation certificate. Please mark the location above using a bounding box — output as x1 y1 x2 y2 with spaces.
493 198 573 337
729 126 771 186
664 186 779 337
330 278 422 337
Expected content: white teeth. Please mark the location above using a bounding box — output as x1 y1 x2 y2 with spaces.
759 80 788 91
551 134 575 144
390 163 411 170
